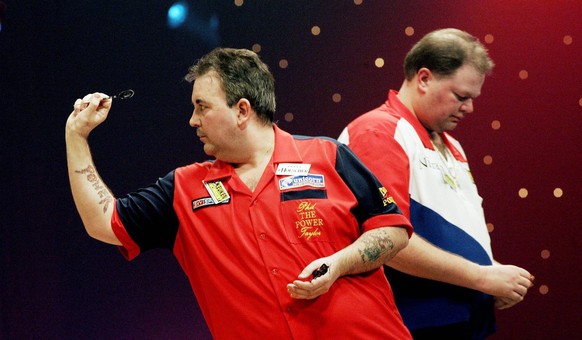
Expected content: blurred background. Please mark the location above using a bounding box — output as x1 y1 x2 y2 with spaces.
1 1 580 338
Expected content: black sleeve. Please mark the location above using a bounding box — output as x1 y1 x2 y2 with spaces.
334 141 403 227
115 171 179 252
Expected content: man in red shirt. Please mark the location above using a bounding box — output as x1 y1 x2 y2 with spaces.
66 47 413 338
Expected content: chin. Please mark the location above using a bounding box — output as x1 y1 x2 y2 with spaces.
444 123 458 132
203 146 216 157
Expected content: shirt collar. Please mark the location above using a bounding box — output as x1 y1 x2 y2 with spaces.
388 90 466 162
387 90 434 150
202 124 303 182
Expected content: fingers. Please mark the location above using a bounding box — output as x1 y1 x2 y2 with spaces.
519 270 535 290
287 279 329 300
67 92 113 137
495 296 518 310
72 99 83 116
72 94 100 112
496 271 536 310
86 92 110 109
72 93 113 117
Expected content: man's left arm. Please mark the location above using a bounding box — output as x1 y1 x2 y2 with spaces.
286 141 411 299
287 226 408 299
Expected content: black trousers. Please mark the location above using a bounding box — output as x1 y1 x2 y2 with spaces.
411 321 487 340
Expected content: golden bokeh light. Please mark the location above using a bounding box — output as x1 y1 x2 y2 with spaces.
541 249 551 259
563 35 573 45
311 26 321 36
284 112 294 122
252 44 261 53
486 223 494 232
234 0 244 7
539 285 549 295
491 120 501 130
519 70 529 80
553 188 563 198
484 34 494 44
405 26 414 36
354 0 363 5
375 58 385 68
518 188 529 198
279 59 289 69
332 93 342 103
483 155 493 165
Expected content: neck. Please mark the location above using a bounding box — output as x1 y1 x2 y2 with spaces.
429 131 448 158
233 126 275 192
396 81 417 118
248 127 275 167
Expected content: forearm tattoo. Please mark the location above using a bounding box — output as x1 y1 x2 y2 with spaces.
359 230 395 263
75 165 113 213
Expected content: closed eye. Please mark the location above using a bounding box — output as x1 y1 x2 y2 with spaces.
453 92 470 102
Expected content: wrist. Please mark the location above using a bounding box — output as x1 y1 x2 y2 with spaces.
470 262 488 292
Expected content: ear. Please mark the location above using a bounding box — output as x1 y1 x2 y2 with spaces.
416 67 433 94
235 98 253 126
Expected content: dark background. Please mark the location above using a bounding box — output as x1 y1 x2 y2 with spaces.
1 1 580 338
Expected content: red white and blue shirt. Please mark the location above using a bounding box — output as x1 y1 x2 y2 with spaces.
339 90 496 338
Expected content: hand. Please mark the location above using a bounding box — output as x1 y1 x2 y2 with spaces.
286 257 339 300
494 296 521 310
478 264 534 309
66 92 112 139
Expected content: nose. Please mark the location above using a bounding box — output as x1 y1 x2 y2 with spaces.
189 111 200 128
460 98 474 114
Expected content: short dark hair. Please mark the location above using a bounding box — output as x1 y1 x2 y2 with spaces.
403 28 495 80
185 48 276 125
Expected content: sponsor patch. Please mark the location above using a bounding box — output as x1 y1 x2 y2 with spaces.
379 186 395 206
279 174 325 190
275 163 311 176
203 180 230 203
192 196 230 211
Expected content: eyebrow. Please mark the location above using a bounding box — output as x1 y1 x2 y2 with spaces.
194 98 207 106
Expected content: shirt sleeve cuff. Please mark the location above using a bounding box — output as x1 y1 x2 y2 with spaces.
111 200 141 260
362 214 413 238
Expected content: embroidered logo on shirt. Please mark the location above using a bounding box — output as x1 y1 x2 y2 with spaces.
279 174 325 190
379 186 395 206
294 201 323 240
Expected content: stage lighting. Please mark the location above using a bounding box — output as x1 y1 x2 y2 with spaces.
167 1 188 29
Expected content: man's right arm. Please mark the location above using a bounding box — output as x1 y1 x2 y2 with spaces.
342 119 533 308
387 234 533 307
66 93 121 245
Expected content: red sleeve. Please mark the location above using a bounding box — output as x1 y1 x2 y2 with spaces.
362 213 413 237
346 123 411 221
111 200 141 260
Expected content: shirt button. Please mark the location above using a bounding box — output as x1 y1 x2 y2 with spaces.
271 268 278 275
259 233 266 240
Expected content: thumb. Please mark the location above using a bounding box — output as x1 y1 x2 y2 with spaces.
299 261 330 280
297 266 314 280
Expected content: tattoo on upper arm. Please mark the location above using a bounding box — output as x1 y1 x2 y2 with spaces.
75 165 113 213
359 230 395 263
